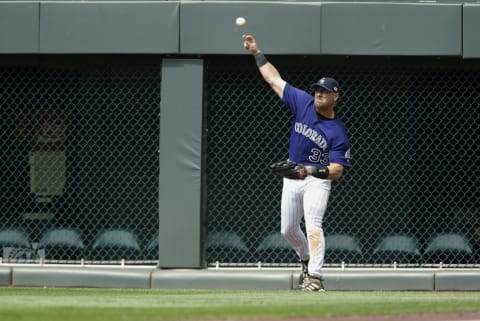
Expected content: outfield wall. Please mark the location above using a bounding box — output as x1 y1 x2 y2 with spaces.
0 1 478 270
1 265 480 291
1 1 480 57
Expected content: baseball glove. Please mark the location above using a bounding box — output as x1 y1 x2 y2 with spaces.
270 160 307 179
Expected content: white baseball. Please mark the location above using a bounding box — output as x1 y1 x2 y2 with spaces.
235 17 246 27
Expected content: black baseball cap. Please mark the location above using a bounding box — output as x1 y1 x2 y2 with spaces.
310 77 340 93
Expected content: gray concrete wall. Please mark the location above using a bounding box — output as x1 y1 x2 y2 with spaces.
1 1 478 57
2 266 480 290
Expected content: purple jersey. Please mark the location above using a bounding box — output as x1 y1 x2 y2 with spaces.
281 83 351 168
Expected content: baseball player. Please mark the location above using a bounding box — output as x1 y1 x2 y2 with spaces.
243 34 351 291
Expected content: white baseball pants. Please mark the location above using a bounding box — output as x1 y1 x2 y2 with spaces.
280 176 331 278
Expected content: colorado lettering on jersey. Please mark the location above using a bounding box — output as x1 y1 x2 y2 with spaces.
294 122 328 151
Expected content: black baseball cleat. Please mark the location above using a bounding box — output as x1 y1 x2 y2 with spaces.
297 259 309 289
301 275 325 292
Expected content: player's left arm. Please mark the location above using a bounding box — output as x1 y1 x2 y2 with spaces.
326 163 344 181
305 163 344 181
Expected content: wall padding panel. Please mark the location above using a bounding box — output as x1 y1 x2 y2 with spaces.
39 2 179 53
463 4 480 58
158 59 204 268
0 2 39 53
321 3 462 56
12 267 152 288
180 2 321 54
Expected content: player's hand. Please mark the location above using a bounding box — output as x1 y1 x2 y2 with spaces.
242 34 260 55
270 160 307 180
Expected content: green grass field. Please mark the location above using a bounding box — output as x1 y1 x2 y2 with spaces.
1 288 479 321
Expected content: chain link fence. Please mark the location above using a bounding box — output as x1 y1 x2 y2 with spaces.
0 56 161 264
205 55 479 268
0 55 478 267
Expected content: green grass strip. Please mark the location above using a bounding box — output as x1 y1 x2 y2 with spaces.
0 288 479 321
